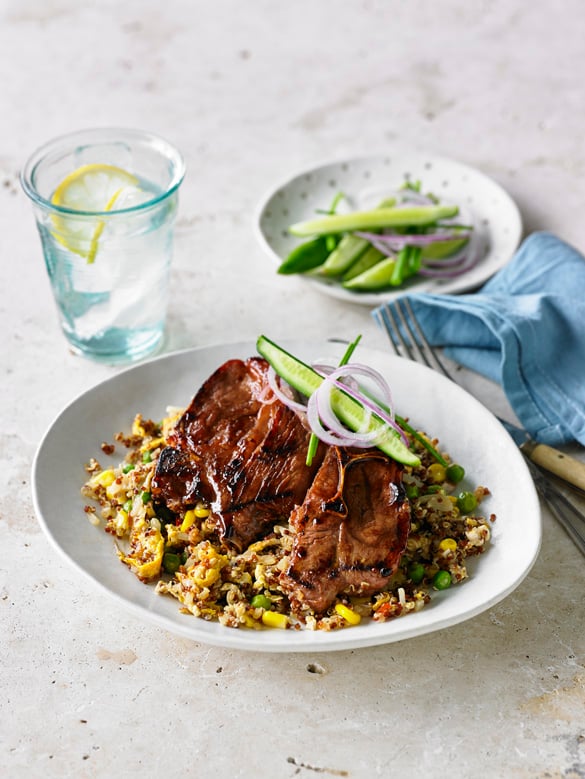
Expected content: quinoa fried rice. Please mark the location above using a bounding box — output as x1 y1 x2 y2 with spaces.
82 408 493 632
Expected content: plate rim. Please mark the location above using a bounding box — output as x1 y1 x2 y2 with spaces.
31 339 541 653
254 150 523 306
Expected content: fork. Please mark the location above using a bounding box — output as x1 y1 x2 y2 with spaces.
373 297 585 557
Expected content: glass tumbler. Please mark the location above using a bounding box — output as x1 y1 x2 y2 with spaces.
21 128 185 364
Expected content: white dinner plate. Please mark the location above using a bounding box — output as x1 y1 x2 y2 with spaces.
255 152 523 306
32 340 541 653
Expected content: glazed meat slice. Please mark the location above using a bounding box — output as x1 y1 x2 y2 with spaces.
152 357 325 550
281 445 411 614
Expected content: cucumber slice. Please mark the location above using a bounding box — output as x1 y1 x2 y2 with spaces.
421 236 469 260
342 245 385 282
256 336 420 467
342 256 397 291
320 234 370 277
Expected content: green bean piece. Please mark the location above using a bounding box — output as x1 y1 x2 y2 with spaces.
405 484 420 500
277 236 330 275
142 450 152 463
395 415 448 467
123 499 133 513
325 234 338 253
306 335 362 466
407 246 423 274
141 491 151 504
122 464 135 474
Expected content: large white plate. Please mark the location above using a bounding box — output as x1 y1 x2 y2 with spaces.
32 340 540 653
255 152 523 306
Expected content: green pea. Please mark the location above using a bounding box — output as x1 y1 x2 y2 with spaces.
162 551 181 574
123 499 133 513
432 570 452 590
142 450 152 463
425 485 444 495
405 484 420 500
446 463 465 484
408 562 425 584
250 594 272 610
141 491 151 505
457 491 478 514
122 464 135 474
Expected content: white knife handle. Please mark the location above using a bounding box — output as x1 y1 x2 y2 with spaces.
522 441 585 492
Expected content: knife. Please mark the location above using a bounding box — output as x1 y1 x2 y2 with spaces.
500 419 585 494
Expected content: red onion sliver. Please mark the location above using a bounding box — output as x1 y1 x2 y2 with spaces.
315 377 383 445
266 366 307 413
328 378 409 446
328 363 396 420
306 393 358 447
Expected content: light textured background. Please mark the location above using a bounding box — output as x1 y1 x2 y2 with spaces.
1 1 584 777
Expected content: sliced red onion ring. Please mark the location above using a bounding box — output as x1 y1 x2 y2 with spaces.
328 363 396 419
309 364 409 448
315 377 383 445
267 360 410 451
266 366 307 413
354 230 472 249
419 252 481 278
306 393 360 447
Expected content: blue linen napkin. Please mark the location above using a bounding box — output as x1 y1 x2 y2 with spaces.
372 232 585 446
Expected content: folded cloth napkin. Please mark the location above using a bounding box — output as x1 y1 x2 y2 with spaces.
372 232 585 446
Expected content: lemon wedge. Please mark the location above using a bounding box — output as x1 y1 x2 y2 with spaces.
50 163 141 264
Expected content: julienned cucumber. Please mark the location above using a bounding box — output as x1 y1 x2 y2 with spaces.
256 336 420 467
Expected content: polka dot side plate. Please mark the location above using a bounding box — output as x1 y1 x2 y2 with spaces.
255 152 523 306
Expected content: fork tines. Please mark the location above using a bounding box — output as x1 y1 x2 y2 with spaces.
374 298 452 381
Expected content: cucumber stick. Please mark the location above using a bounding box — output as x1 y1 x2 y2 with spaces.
256 336 420 467
289 204 459 237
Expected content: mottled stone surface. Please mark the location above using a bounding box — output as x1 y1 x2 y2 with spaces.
1 1 584 777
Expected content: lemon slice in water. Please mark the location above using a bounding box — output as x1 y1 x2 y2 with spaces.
50 163 141 264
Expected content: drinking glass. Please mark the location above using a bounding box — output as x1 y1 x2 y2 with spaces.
21 128 185 364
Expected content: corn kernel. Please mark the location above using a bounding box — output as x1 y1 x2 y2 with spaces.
439 537 458 552
261 611 288 629
334 602 362 625
132 414 146 436
427 463 447 483
194 503 211 518
90 469 116 488
180 510 196 532
140 437 165 452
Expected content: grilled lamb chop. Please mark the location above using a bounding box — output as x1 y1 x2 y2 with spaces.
152 357 325 551
281 445 411 614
